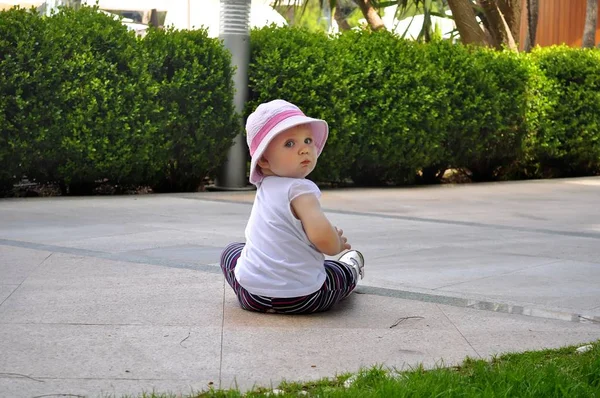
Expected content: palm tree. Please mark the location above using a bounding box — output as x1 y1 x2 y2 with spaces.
582 0 598 48
275 0 452 41
446 0 486 45
355 0 385 30
446 0 520 50
273 0 386 31
275 0 523 50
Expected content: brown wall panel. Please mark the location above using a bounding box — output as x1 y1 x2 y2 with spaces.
519 0 600 49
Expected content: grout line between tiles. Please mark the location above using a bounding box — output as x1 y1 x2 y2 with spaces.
219 276 226 390
436 304 481 359
0 252 53 308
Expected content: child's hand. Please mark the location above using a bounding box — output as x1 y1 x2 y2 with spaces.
336 227 351 251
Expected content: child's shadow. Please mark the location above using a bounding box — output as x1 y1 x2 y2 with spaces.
222 290 422 331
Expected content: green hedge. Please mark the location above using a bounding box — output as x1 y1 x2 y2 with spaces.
524 46 600 177
438 44 532 181
248 28 540 184
2 14 600 194
0 6 236 194
339 31 450 185
248 28 451 185
0 7 50 193
143 27 237 192
41 7 159 194
0 7 158 194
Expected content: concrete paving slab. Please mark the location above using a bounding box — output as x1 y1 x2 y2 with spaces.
471 236 600 265
57 229 206 254
221 289 479 391
2 182 599 320
1 177 600 397
0 285 18 303
53 227 243 257
202 177 600 235
364 246 561 290
0 324 221 396
0 378 209 398
438 260 600 312
125 245 226 266
0 253 224 325
0 196 248 245
318 179 600 233
1 219 151 245
0 245 51 285
439 304 600 356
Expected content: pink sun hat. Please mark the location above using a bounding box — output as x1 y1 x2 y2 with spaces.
246 99 329 185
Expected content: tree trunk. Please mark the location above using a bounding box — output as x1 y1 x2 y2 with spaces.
447 0 488 46
334 5 352 31
497 0 521 41
479 0 518 51
583 0 598 48
352 0 386 31
524 0 539 52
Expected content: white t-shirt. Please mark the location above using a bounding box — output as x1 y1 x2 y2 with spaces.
235 176 326 297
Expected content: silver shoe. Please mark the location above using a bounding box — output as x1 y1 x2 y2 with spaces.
338 250 365 280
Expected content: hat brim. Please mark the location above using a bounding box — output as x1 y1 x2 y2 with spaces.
249 115 328 185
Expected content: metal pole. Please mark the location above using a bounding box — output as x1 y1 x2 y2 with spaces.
214 0 252 190
187 0 190 30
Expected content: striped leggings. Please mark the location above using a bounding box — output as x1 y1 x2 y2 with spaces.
220 242 358 314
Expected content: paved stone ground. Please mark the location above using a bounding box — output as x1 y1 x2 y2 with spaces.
1 177 599 397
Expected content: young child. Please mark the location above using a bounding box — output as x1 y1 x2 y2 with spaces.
220 99 365 314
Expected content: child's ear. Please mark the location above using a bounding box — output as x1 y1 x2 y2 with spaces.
257 156 269 169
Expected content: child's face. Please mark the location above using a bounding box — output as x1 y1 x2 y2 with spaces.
259 124 317 179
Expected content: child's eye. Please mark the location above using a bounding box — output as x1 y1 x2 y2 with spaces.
304 138 313 144
284 140 295 147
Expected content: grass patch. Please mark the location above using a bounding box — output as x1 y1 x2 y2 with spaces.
127 341 600 397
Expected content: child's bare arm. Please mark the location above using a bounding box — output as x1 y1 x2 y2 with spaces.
291 194 350 256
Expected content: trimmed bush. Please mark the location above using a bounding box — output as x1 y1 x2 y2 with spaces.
249 28 534 184
3 18 599 194
0 7 49 193
0 6 161 194
33 6 159 193
526 46 600 177
143 27 238 191
340 31 450 185
0 6 237 194
436 44 531 181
